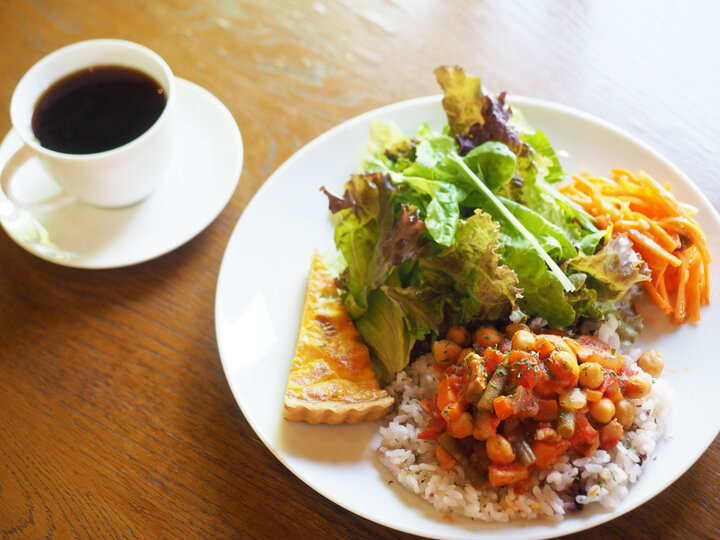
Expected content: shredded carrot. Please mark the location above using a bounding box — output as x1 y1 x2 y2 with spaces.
559 169 711 324
686 247 702 323
643 217 681 252
627 229 682 267
674 251 691 323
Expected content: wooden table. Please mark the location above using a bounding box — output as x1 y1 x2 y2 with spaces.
1 1 718 538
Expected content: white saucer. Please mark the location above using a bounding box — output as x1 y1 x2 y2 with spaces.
0 78 243 269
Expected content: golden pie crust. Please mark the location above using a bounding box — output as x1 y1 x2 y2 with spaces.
283 252 394 424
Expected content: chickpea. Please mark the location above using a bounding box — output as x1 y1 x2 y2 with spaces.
504 322 530 338
433 339 462 363
446 325 472 347
637 349 664 378
546 350 580 387
588 351 625 372
474 326 503 348
623 375 652 399
558 387 587 410
589 397 616 424
557 408 576 438
534 425 560 443
578 362 604 389
511 329 537 352
615 399 635 429
554 339 575 356
486 434 516 465
599 419 624 448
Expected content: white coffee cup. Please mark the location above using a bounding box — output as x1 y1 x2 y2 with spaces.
1 39 176 211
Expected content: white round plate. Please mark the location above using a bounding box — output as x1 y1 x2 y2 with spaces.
0 78 243 269
215 95 720 539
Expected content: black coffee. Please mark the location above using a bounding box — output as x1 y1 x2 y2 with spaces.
31 65 167 154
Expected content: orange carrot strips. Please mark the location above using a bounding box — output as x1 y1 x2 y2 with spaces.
686 249 702 323
558 169 711 324
626 229 682 267
674 251 691 324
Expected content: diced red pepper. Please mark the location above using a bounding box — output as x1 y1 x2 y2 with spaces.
488 463 529 487
448 374 463 394
569 412 600 457
507 351 543 389
598 372 625 401
493 395 515 420
417 426 443 440
483 347 505 376
531 440 571 470
437 376 460 410
510 385 540 418
417 416 445 440
492 385 540 420
535 336 555 360
535 398 559 421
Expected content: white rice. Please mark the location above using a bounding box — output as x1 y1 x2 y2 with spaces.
377 325 672 521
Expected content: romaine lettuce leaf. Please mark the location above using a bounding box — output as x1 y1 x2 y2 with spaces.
496 197 577 261
353 287 423 386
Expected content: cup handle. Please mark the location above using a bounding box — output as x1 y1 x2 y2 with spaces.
0 144 76 212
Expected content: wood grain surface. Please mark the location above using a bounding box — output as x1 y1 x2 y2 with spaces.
1 1 718 538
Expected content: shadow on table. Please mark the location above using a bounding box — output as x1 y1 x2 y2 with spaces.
278 418 379 463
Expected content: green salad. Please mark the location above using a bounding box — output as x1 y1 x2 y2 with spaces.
322 66 649 384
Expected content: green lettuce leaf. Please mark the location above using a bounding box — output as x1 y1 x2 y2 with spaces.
566 234 651 340
366 210 518 382
566 234 650 302
420 210 519 325
434 65 484 137
353 287 424 385
463 141 517 191
325 173 431 315
497 196 577 261
497 229 576 328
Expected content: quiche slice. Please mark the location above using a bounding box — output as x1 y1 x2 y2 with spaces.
283 252 394 424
